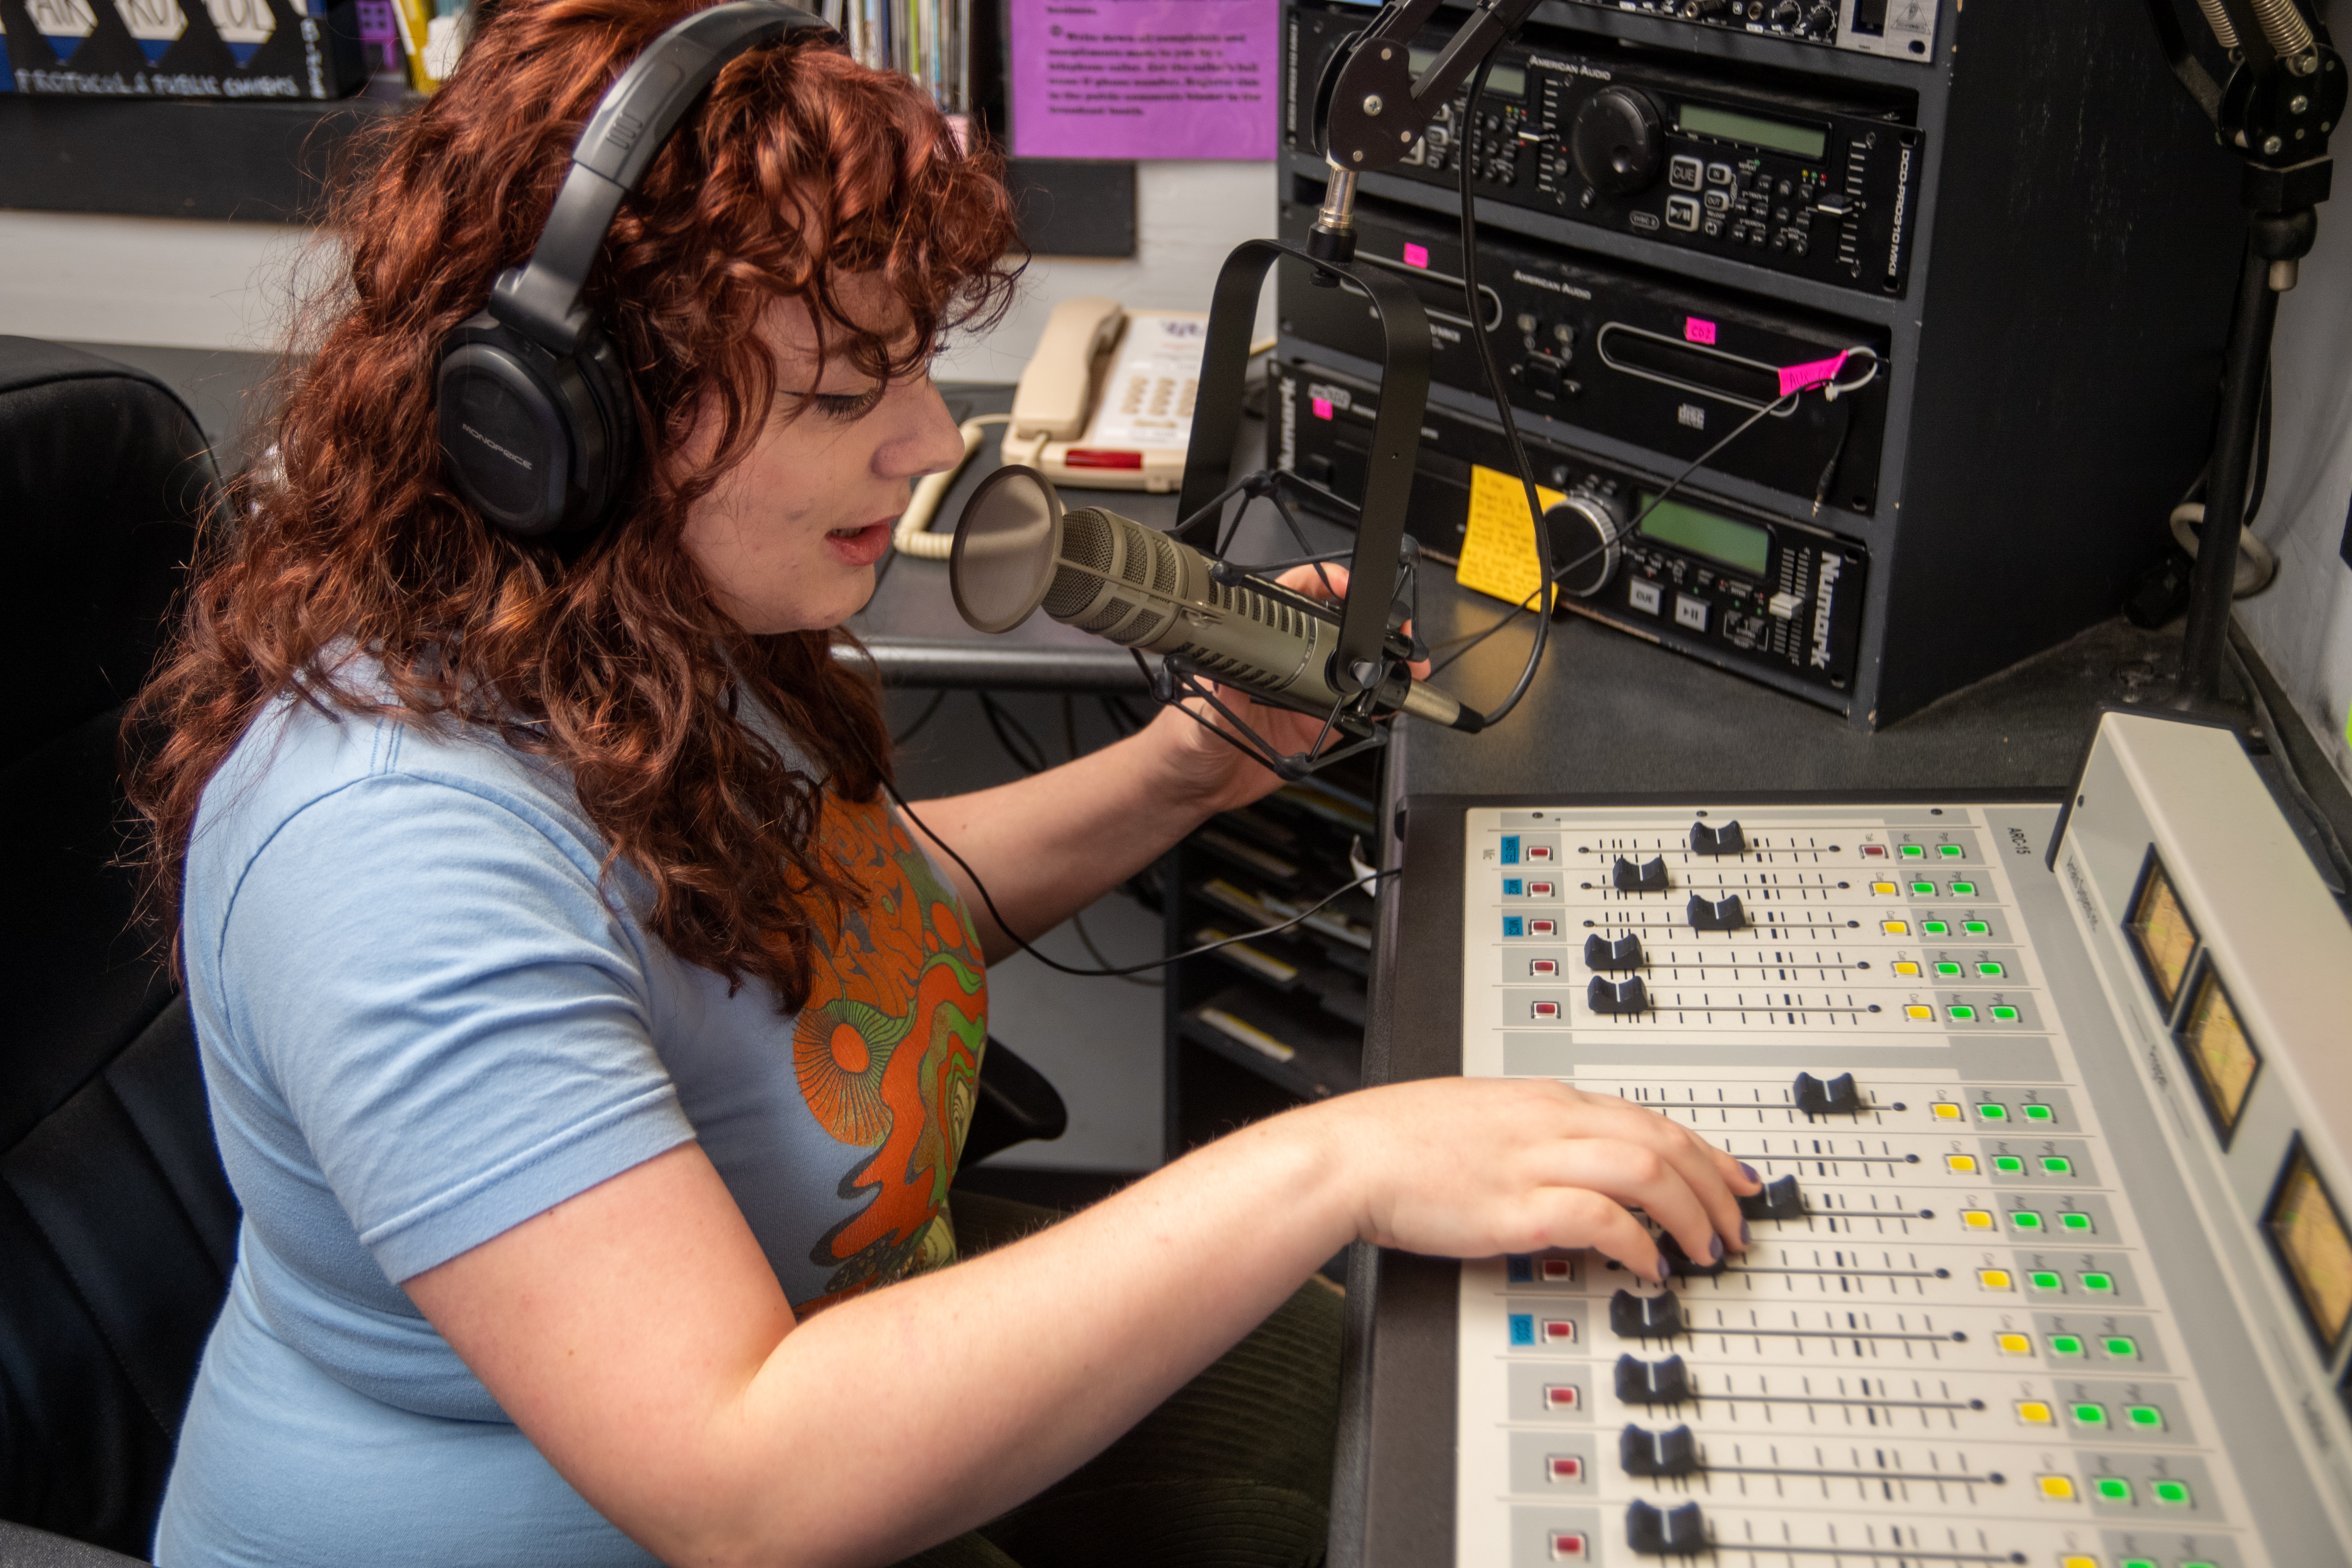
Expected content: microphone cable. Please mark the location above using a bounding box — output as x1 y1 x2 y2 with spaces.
880 774 1397 980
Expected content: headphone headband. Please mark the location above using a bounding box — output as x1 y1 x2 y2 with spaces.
492 1 841 354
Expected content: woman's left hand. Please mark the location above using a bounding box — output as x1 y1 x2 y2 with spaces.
1145 563 1432 819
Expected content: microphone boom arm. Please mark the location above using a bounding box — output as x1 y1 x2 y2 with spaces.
1174 239 1432 699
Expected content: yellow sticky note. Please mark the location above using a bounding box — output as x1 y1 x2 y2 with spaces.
1456 465 1563 610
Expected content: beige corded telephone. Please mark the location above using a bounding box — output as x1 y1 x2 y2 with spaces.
893 297 1241 560
1000 297 1209 493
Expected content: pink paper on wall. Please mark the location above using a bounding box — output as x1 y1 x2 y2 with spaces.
1011 0 1278 160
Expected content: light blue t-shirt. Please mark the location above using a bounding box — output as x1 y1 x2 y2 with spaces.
156 679 988 1566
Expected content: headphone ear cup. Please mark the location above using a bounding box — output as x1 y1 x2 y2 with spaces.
438 314 637 540
438 315 579 539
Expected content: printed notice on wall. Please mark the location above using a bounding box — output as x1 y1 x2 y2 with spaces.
1010 0 1276 161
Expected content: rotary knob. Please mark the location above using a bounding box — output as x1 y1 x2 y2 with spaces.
1569 86 1665 197
1804 2 1835 35
1543 487 1628 597
1682 0 1732 14
1771 0 1802 22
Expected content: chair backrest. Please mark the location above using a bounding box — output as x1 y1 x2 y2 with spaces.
0 340 237 1558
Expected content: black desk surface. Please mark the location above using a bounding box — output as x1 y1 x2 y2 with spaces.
867 384 2352 1568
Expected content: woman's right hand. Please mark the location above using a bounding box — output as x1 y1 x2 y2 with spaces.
1303 1077 1760 1282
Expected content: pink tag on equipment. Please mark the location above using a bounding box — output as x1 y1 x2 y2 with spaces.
1402 242 1430 269
1777 351 1851 397
1311 397 1334 421
1684 317 1718 345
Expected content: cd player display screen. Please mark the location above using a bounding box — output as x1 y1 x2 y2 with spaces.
1638 494 1771 577
1414 45 1521 98
1677 101 1828 160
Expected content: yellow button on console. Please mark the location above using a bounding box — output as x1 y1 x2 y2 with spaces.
1882 920 1910 935
1905 1004 1934 1020
1961 1209 1994 1230
2061 1557 2101 1568
2036 1474 2077 1502
1978 1268 2013 1290
1931 1101 1962 1120
1894 961 1922 977
1871 881 1898 896
1995 1332 2033 1356
2014 1400 2053 1425
1946 1154 1979 1173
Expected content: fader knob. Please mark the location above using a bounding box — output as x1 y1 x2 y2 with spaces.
1587 975 1648 1015
1584 932 1644 970
1614 1353 1692 1406
1657 1230 1726 1278
1620 1423 1702 1478
1686 893 1745 931
1609 1288 1686 1339
1570 86 1666 197
1613 855 1671 893
1625 1499 1708 1556
1793 1071 1860 1116
1737 1175 1806 1222
1544 488 1627 598
1688 819 1746 856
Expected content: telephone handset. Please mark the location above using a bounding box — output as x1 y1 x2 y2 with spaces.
1004 296 1209 494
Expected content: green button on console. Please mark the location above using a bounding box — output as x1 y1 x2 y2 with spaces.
2102 1335 2140 1358
1938 844 1963 858
1993 1155 2025 1173
1950 880 1978 896
2042 1156 2074 1175
2125 1404 2164 1430
1923 920 1951 936
2010 1210 2043 1230
1949 1004 1977 1021
2023 1103 2055 1122
2121 1559 2159 1568
1911 881 1936 896
1990 1005 2020 1021
1963 920 1991 935
1978 1102 2009 1122
1935 962 1962 977
2029 1270 2063 1292
2081 1271 2116 1293
2151 1479 2191 1506
2071 1402 2107 1428
2059 1212 2093 1233
2050 1334 2086 1356
2093 1476 2132 1502
1900 844 1924 858
1975 960 2003 976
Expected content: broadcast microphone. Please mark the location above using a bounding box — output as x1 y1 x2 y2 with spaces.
950 465 1478 732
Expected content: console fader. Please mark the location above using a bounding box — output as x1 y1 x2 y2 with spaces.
1449 716 2352 1566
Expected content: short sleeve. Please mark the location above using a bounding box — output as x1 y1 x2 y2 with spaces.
209 772 697 1283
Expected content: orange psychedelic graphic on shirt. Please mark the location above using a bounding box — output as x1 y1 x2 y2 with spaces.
786 795 988 1307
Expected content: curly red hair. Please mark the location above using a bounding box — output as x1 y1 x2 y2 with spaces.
126 0 1022 1010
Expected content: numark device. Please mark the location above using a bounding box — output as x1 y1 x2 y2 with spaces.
1391 712 2352 1566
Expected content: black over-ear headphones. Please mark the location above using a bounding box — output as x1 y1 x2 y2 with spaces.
437 1 843 541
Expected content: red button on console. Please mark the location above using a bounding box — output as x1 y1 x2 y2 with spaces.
1543 1319 1575 1342
1531 959 1559 977
1532 1002 1561 1020
1530 920 1558 936
1549 1530 1587 1559
1547 1456 1582 1484
1544 1384 1579 1410
1528 845 1554 861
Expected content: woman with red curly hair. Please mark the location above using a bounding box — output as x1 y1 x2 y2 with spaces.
129 2 1757 1563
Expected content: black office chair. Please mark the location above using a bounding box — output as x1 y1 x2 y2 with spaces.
0 339 1062 1564
0 341 229 1563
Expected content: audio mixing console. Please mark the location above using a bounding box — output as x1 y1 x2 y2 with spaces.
1445 714 2352 1567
